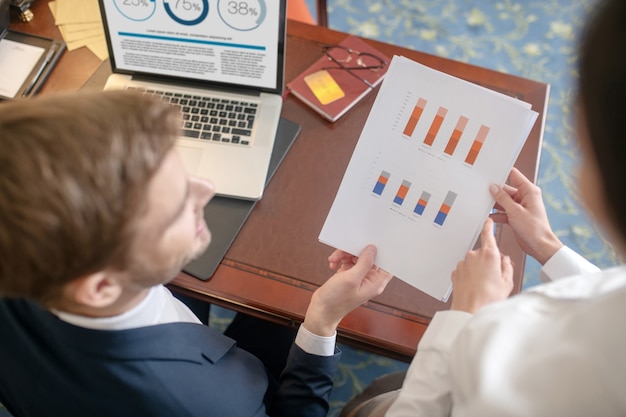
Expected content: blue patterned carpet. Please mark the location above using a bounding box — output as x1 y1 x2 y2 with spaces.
1 1 621 417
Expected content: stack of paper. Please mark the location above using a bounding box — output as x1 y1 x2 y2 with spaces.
48 0 108 60
319 56 538 301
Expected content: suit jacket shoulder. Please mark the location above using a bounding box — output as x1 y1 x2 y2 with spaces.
0 298 339 417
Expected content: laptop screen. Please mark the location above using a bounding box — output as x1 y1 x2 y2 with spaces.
98 0 286 94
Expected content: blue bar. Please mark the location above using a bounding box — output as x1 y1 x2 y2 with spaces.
373 182 386 195
414 203 426 215
434 211 447 225
393 195 405 205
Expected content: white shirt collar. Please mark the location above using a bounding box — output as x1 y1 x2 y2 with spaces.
52 285 200 330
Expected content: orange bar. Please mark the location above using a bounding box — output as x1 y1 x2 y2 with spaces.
475 125 490 144
377 174 389 185
397 184 410 199
464 125 490 165
417 198 428 206
444 116 468 155
444 130 463 155
403 98 427 137
424 107 447 146
439 203 451 215
465 148 479 165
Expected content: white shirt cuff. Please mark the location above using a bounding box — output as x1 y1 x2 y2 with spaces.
540 246 600 283
295 325 336 356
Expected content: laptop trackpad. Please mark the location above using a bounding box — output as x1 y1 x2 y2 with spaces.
176 145 203 175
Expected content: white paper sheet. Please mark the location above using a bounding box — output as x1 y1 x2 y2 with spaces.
319 56 538 301
0 39 45 99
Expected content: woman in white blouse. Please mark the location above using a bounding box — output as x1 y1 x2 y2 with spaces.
341 0 626 415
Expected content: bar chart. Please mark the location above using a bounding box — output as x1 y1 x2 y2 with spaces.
400 95 491 166
402 98 427 137
370 167 458 228
393 180 411 205
372 170 390 196
413 191 431 216
464 125 490 166
434 191 457 226
444 116 469 156
423 106 448 146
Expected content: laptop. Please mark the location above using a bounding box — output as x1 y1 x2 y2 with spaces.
98 0 287 200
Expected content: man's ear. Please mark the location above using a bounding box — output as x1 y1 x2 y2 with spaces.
65 271 124 309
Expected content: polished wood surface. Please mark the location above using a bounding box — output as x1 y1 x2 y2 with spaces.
316 0 328 26
11 1 548 361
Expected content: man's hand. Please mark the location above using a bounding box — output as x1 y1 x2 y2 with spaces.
450 218 514 314
303 245 393 337
489 167 563 264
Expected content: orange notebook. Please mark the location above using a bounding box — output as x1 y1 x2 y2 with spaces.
287 35 390 122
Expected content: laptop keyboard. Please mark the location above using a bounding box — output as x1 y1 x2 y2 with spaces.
127 87 258 146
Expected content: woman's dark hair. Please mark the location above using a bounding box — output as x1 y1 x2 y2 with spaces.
578 0 626 242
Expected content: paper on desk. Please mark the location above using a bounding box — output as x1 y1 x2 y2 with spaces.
49 1 108 60
53 0 101 24
61 22 103 33
319 56 538 301
59 26 103 42
64 33 104 51
0 39 45 98
87 38 110 61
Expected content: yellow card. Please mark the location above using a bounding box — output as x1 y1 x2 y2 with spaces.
304 70 345 105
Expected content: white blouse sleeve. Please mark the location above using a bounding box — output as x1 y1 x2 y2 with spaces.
386 310 472 417
539 246 600 283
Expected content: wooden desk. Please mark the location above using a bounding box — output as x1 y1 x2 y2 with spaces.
11 1 548 362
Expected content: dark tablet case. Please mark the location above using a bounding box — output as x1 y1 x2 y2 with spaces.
183 117 301 280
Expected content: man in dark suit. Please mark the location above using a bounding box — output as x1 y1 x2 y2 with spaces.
0 91 392 417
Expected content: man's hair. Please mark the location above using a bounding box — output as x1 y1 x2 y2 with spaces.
0 91 180 303
579 0 626 242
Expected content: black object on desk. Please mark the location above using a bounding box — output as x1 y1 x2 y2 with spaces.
0 0 8 30
183 117 302 280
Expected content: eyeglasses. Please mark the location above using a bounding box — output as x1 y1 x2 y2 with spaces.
321 44 387 89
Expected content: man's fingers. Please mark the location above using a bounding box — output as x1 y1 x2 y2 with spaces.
351 245 377 274
328 249 344 263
